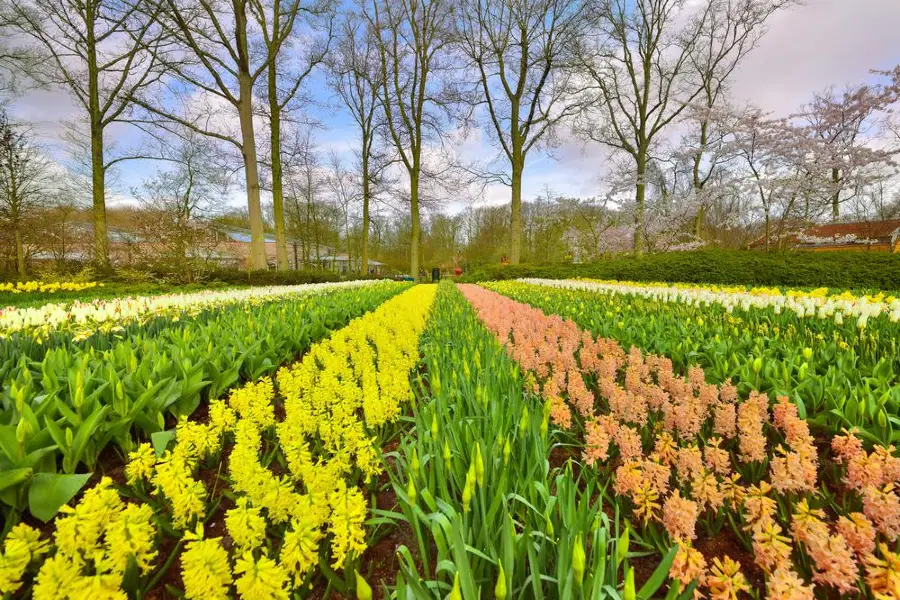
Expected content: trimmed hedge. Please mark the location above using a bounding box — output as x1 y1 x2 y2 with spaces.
204 268 369 286
459 250 900 291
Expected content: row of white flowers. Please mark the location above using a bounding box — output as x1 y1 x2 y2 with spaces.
520 278 900 326
0 280 379 339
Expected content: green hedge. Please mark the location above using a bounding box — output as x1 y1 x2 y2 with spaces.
204 268 369 286
459 250 900 291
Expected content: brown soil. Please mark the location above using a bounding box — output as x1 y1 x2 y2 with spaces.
695 526 765 591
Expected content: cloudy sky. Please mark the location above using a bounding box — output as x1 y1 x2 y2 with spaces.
8 0 900 213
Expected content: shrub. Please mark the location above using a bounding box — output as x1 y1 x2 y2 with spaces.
459 250 900 290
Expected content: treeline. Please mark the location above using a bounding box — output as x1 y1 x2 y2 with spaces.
1 0 899 279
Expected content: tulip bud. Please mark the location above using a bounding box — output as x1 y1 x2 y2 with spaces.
752 357 762 374
407 477 417 506
157 412 166 430
65 427 74 447
432 373 441 396
798 362 808 381
802 347 812 360
835 312 843 325
443 440 452 469
495 562 507 600
462 480 473 513
617 526 630 565
16 417 28 445
15 387 24 414
503 438 511 465
431 414 439 439
623 567 636 600
519 406 529 435
474 443 485 487
572 534 585 586
449 573 462 600
355 571 372 600
410 448 420 478
74 371 85 409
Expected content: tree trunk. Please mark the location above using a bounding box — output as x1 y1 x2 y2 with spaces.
268 65 290 271
238 73 267 270
693 206 705 238
831 167 840 221
87 26 109 268
764 206 771 252
14 222 25 277
691 116 708 240
410 170 421 281
634 152 647 256
360 147 370 277
510 155 523 265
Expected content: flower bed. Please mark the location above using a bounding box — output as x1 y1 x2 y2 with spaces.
459 283 900 599
0 284 437 598
0 281 408 526
487 279 900 444
0 280 378 340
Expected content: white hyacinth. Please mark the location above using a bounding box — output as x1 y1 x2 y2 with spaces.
0 280 379 339
519 278 900 326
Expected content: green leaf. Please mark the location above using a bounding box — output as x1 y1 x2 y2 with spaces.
28 472 91 522
637 546 678 600
152 429 177 457
0 468 32 492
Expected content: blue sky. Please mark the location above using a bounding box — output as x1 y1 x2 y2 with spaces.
9 0 900 213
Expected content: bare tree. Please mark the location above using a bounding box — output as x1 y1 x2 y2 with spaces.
327 150 357 264
132 132 225 274
0 111 52 276
366 0 454 280
685 0 792 237
800 82 898 221
283 127 331 264
254 0 333 270
330 10 386 276
458 0 587 264
2 0 167 266
137 0 276 269
577 0 717 254
0 11 40 99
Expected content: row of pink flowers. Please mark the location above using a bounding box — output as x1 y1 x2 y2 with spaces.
458 284 900 600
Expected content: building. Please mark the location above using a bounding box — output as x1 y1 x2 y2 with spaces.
751 219 900 252
317 254 385 276
214 228 314 270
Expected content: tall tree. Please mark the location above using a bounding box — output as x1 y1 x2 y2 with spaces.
577 0 715 254
330 11 384 276
458 0 586 264
132 131 224 274
254 0 333 270
685 0 791 237
800 82 898 221
0 112 51 276
3 0 166 265
138 0 276 269
366 0 453 280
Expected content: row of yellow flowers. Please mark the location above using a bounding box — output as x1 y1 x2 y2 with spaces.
0 284 437 599
0 281 102 295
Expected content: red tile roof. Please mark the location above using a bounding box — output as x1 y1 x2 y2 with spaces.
750 219 900 248
799 219 900 241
